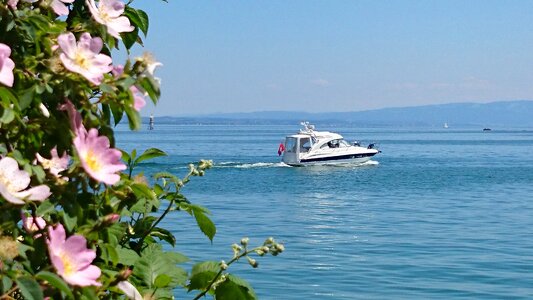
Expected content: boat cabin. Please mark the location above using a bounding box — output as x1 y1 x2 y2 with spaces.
282 132 345 165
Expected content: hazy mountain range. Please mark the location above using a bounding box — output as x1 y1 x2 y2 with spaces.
150 100 533 127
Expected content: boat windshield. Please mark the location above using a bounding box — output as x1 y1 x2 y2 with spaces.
300 137 312 153
285 137 297 153
322 139 350 149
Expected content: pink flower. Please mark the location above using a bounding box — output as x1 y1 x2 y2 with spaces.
0 43 15 87
59 100 125 184
47 223 101 286
7 0 18 9
51 0 74 16
0 157 51 205
86 0 134 39
58 32 113 85
130 86 146 112
36 147 70 178
21 213 46 237
74 128 126 185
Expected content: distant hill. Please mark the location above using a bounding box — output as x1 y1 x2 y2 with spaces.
148 100 533 127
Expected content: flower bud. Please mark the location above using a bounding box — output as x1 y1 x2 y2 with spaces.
264 237 274 245
240 237 249 247
232 243 242 257
220 260 228 270
38 103 50 118
103 214 120 224
117 267 133 281
247 256 258 268
275 243 285 253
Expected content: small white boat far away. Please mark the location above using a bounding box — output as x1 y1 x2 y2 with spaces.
279 122 380 166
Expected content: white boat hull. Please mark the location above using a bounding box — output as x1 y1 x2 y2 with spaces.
284 148 379 166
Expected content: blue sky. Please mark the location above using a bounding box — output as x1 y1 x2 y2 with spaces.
131 1 533 116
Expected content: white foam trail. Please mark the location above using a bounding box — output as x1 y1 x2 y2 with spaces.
234 162 289 169
215 162 290 169
215 160 378 169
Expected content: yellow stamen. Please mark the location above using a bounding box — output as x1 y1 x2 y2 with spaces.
74 52 89 70
59 251 75 275
84 150 101 172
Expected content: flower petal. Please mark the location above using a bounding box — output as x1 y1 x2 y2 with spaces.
62 265 101 286
117 281 143 300
13 185 51 202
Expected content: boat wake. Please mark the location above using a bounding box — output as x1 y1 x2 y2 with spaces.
216 162 291 169
215 160 379 169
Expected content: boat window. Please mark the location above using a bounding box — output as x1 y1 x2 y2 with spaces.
339 140 350 147
300 137 312 153
285 137 297 153
326 140 340 148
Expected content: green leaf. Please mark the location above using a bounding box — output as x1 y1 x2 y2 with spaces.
136 10 150 36
36 201 55 216
101 244 119 265
134 245 187 289
131 183 156 201
134 148 167 164
187 261 220 291
15 276 43 300
120 149 131 164
121 27 139 50
124 105 141 130
150 227 176 246
0 108 15 124
125 7 149 36
215 274 257 300
116 247 140 266
138 76 160 104
109 102 124 126
62 211 77 232
192 207 216 242
0 87 18 105
164 251 189 264
36 271 74 299
18 87 35 110
154 274 172 288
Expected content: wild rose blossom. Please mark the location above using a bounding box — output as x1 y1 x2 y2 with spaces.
60 100 125 184
51 0 74 16
58 32 113 85
86 0 134 39
47 223 101 286
0 43 15 87
74 128 126 185
0 157 51 205
36 147 69 178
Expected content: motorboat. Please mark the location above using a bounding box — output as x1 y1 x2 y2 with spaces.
279 122 380 166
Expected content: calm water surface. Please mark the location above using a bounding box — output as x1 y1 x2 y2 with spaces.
116 124 533 299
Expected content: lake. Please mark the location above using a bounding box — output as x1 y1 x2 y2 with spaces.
117 124 533 299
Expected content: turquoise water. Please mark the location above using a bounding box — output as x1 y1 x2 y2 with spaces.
116 124 533 299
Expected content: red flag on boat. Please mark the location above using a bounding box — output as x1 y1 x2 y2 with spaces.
278 143 285 156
